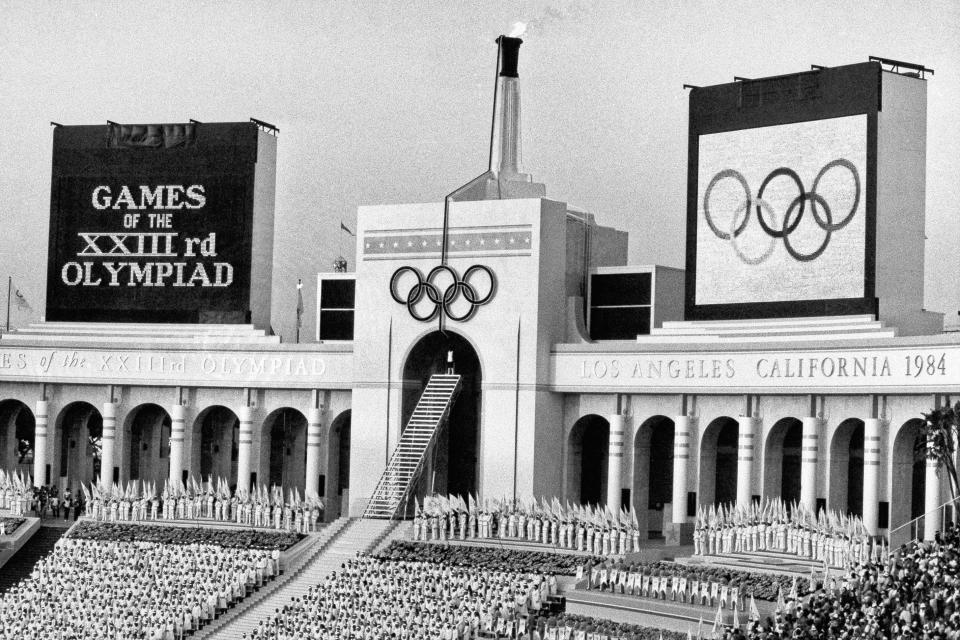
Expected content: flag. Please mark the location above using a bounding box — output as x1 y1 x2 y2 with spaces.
711 603 723 637
296 279 304 328
340 221 355 236
14 287 31 311
809 564 817 593
749 593 760 622
697 616 703 639
732 601 740 629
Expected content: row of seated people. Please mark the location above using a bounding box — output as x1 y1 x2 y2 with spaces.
243 555 558 640
0 521 297 640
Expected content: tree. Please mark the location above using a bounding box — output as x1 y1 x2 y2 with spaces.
917 401 960 503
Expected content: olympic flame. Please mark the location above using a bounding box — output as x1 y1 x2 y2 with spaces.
508 21 527 38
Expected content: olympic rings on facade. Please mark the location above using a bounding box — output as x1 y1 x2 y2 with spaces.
701 159 860 265
389 263 496 323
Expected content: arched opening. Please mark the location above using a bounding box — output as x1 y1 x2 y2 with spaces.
699 417 738 507
327 410 351 519
763 417 802 504
125 404 171 486
566 414 609 506
0 400 34 477
633 415 675 539
56 402 102 490
191 406 238 489
829 418 864 516
401 330 481 499
261 408 307 493
891 418 926 531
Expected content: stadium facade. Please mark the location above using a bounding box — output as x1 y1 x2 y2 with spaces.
0 45 956 548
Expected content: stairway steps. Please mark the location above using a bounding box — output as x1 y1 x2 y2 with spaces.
362 374 462 519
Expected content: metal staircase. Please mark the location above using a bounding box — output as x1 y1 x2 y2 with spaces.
362 374 461 519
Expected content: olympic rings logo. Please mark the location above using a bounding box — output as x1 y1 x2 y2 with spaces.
702 159 860 264
389 264 496 322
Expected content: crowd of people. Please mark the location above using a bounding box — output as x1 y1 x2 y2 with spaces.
243 552 559 640
734 521 960 639
81 476 324 534
413 494 643 557
694 499 885 570
69 521 304 551
0 521 299 640
0 470 35 517
583 557 803 605
380 540 598 577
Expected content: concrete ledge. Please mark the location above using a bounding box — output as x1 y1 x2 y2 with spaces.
0 518 41 570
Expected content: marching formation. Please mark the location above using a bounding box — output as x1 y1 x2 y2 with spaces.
412 494 643 557
81 476 324 534
693 499 886 570
0 526 282 640
243 554 557 640
0 469 33 516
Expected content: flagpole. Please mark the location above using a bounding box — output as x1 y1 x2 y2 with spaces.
5 276 10 332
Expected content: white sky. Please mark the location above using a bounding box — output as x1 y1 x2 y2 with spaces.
1 0 957 338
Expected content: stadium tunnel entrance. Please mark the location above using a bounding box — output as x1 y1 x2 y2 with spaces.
0 400 34 479
124 403 171 487
402 330 481 501
261 408 307 495
55 401 102 491
191 406 239 490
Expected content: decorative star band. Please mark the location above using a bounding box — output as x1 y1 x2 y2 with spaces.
362 227 533 259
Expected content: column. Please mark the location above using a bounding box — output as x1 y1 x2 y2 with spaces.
924 433 941 541
800 416 820 513
606 414 625 510
672 415 691 524
862 417 881 536
305 407 323 498
737 416 758 508
168 404 185 486
236 406 253 494
100 402 117 489
33 400 49 487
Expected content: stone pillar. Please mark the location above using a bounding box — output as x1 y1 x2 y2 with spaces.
305 407 323 498
168 404 185 487
33 400 49 487
100 402 117 489
606 414 625 510
862 417 881 536
924 434 941 541
737 416 758 508
236 406 253 494
800 416 820 513
672 415 691 524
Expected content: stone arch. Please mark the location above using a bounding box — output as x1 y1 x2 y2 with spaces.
55 401 102 490
566 414 610 506
829 418 864 516
191 405 238 488
326 409 351 518
260 408 307 493
890 418 926 532
123 403 171 486
633 415 675 540
699 417 738 508
401 329 481 499
0 400 34 477
763 417 803 504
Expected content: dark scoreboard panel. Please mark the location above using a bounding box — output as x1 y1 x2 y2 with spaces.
46 122 266 324
685 62 881 321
